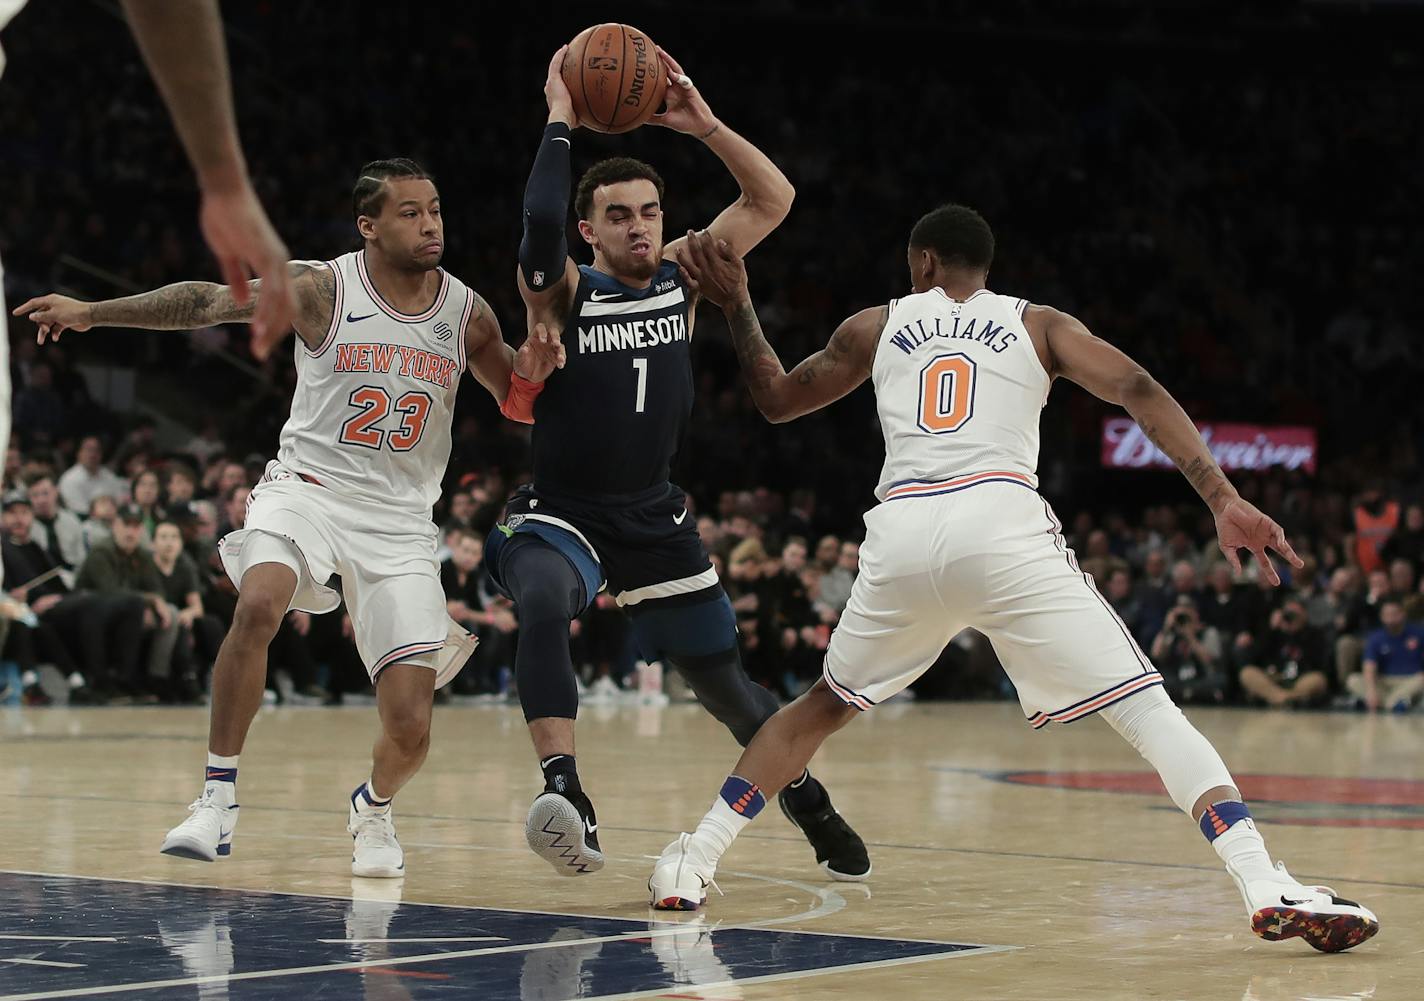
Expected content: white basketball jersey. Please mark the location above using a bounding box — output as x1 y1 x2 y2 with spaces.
871 288 1049 502
278 250 471 517
0 0 28 78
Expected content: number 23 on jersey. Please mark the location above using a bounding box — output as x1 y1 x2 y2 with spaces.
339 386 433 451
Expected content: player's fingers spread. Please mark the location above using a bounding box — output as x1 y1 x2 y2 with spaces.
1273 527 1304 568
1221 544 1242 576
1254 547 1281 586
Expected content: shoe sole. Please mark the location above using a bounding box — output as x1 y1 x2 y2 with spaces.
1251 906 1379 952
651 894 702 911
352 861 405 879
777 797 872 882
159 836 226 862
526 793 604 876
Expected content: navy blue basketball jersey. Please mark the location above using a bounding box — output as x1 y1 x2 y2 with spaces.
532 261 693 497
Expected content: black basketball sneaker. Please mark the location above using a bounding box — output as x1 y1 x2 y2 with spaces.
778 782 871 881
526 783 605 877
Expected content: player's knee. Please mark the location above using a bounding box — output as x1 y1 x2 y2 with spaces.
230 590 288 643
806 679 861 730
382 704 431 752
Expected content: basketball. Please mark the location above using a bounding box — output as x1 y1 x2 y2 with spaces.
561 23 667 134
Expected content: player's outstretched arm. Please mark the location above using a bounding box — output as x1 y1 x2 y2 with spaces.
654 48 794 261
120 0 295 351
1038 305 1303 583
464 295 565 424
11 263 334 350
676 230 877 423
517 46 581 324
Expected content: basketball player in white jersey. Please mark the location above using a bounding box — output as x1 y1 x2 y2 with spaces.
647 214 1378 953
14 159 565 878
0 0 294 586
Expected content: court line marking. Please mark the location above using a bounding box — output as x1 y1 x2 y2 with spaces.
1 960 85 969
0 913 1006 1001
0 868 1000 950
0 939 114 944
317 936 505 944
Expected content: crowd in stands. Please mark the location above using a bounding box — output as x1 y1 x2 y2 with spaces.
1 4 1420 709
3 419 1423 715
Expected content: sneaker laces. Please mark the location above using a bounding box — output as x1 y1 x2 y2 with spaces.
351 813 398 848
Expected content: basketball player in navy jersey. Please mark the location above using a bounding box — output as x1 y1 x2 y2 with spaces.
490 46 869 881
646 219 1377 952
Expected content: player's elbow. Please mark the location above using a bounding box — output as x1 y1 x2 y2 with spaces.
1116 367 1161 406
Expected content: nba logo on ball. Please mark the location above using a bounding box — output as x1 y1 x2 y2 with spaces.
434 321 453 341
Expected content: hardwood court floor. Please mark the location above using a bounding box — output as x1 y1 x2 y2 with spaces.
1 699 1420 1000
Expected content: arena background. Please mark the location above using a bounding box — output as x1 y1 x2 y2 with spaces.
1 3 1422 1000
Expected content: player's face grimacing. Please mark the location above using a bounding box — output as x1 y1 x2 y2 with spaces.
581 179 664 283
361 177 444 271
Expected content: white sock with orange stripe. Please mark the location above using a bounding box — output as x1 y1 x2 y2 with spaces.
691 775 765 861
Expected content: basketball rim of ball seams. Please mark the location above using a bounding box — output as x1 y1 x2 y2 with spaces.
561 23 668 134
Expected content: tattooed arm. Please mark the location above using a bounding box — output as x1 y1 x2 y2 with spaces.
11 262 335 351
674 229 879 423
1035 304 1302 582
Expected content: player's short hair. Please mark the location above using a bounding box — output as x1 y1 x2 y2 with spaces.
909 204 995 272
353 158 434 221
575 157 665 220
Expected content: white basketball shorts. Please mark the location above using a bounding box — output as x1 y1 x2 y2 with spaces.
823 478 1162 727
219 461 475 688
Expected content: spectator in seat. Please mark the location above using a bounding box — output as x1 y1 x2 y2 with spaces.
1381 502 1424 577
83 494 119 553
441 528 514 693
165 463 199 509
812 534 841 575
1317 567 1368 688
152 518 218 700
1348 599 1424 712
130 469 166 540
27 473 85 569
818 540 859 616
76 504 180 694
1352 482 1399 576
1238 598 1331 708
1386 558 1424 621
2 494 146 701
1151 596 1227 704
58 435 125 515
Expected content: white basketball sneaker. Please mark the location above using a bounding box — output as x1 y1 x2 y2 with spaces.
1233 860 1379 952
649 833 719 911
160 787 238 862
348 792 404 879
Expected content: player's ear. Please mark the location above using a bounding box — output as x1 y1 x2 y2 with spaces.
356 215 376 241
576 219 598 248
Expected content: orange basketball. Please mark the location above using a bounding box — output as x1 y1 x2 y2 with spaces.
561 23 668 134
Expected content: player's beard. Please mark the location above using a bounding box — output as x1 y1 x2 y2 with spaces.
610 242 660 282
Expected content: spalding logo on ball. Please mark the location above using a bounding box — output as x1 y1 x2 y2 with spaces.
562 23 668 134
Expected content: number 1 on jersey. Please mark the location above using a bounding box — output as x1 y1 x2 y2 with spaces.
632 357 648 413
918 353 977 434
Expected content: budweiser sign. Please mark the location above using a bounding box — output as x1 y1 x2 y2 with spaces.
1101 419 1317 474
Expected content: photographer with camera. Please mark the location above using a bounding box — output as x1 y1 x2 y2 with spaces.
1150 595 1227 704
1237 597 1331 708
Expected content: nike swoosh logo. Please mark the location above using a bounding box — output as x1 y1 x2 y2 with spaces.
219 828 233 839
347 311 377 323
1280 895 1313 907
673 509 688 525
589 290 622 302
584 818 598 835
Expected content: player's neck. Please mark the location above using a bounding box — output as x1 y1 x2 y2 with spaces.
363 249 439 311
935 281 986 302
592 253 654 291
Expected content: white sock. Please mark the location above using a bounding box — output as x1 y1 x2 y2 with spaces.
692 797 754 861
1213 819 1275 881
354 777 392 815
204 753 239 805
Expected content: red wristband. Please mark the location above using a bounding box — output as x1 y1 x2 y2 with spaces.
500 372 544 424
